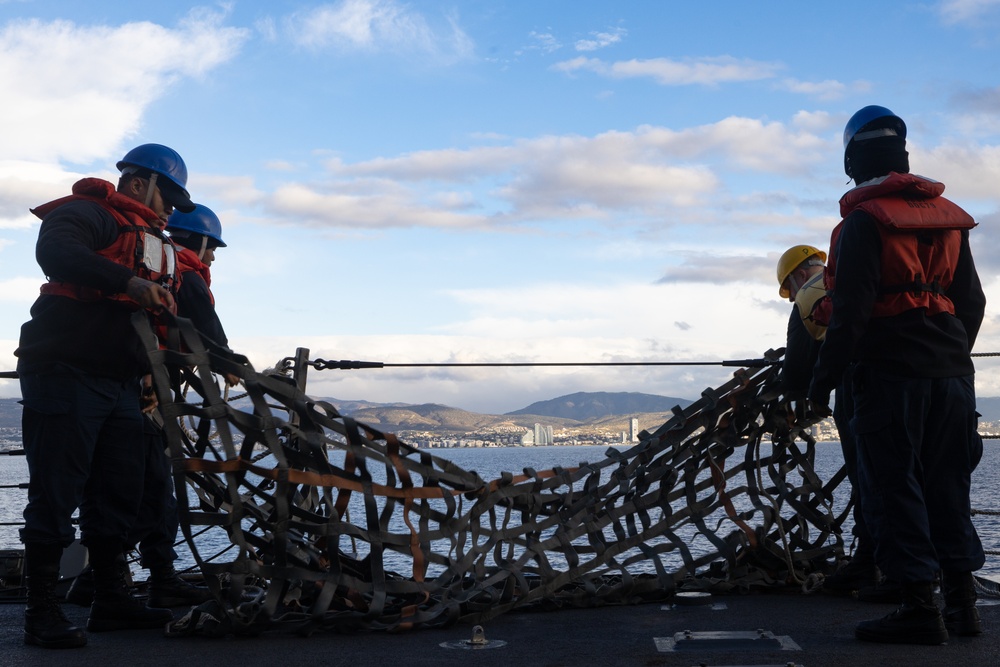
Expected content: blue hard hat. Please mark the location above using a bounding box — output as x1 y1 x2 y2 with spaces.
843 106 906 178
167 203 226 247
117 143 195 212
843 105 906 149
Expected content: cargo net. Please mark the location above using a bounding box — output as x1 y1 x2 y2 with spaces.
135 313 849 639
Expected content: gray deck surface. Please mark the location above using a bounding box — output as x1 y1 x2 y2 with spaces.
1 590 997 667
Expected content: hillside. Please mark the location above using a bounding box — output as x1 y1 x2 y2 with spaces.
2 392 1000 434
507 391 691 420
348 403 506 432
335 392 693 434
0 391 690 434
341 400 621 434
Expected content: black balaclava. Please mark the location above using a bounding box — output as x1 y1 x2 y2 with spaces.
169 230 207 252
846 134 909 184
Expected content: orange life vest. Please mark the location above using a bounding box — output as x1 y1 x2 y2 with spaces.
30 178 178 309
175 246 215 306
826 172 975 318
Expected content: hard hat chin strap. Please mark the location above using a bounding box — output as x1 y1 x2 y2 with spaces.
197 235 208 262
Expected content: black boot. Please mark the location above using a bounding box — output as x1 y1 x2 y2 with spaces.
23 542 87 649
942 570 981 637
824 554 877 595
64 565 94 607
855 581 948 645
148 565 213 608
88 547 173 632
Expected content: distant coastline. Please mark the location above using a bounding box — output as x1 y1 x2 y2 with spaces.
2 388 1000 452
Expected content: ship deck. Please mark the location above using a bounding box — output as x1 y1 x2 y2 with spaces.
1 588 998 666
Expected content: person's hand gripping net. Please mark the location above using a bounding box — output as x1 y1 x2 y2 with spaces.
127 276 175 313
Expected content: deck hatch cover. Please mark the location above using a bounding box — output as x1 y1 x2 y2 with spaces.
654 629 802 652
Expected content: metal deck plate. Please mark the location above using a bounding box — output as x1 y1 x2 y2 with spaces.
654 629 802 652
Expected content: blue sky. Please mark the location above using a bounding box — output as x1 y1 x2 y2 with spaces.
1 0 1000 413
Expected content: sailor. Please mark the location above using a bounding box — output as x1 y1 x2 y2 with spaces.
62 205 239 610
776 245 885 598
15 144 195 648
166 203 238 374
808 106 986 644
126 203 238 605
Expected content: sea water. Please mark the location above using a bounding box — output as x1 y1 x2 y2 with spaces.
2 442 1000 577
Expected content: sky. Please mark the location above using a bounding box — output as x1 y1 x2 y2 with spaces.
1 0 1000 414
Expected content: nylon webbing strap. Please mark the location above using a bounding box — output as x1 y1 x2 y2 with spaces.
133 313 848 638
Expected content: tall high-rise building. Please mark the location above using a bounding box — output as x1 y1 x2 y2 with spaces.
534 423 553 446
629 418 640 442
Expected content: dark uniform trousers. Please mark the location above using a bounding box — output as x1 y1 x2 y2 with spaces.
851 364 985 583
19 365 145 548
128 417 180 569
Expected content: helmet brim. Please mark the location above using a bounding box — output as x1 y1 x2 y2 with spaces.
160 182 195 213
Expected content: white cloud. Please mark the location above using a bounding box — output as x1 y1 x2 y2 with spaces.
778 78 873 101
790 110 839 133
0 10 248 165
252 118 832 232
727 116 832 171
263 160 299 172
332 146 516 181
527 30 561 53
656 252 777 287
0 211 40 230
939 0 1000 23
552 55 782 86
254 16 278 41
0 339 16 388
778 78 847 101
0 160 83 224
225 279 787 412
285 0 473 60
266 182 488 229
0 276 40 302
239 334 723 414
575 27 626 52
950 86 1000 118
436 281 784 355
909 142 1000 202
495 137 719 212
193 174 264 209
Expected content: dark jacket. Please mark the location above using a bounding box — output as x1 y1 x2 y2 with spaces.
781 307 821 401
176 271 230 350
16 197 153 379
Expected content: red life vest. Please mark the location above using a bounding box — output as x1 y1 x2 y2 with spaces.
30 178 179 309
175 246 215 306
826 172 975 318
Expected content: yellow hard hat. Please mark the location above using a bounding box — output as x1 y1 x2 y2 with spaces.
777 245 827 298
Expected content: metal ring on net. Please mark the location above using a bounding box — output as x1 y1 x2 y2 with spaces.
133 312 849 638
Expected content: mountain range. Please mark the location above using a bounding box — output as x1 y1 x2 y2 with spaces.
337 391 692 435
3 391 1000 433
0 391 692 434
